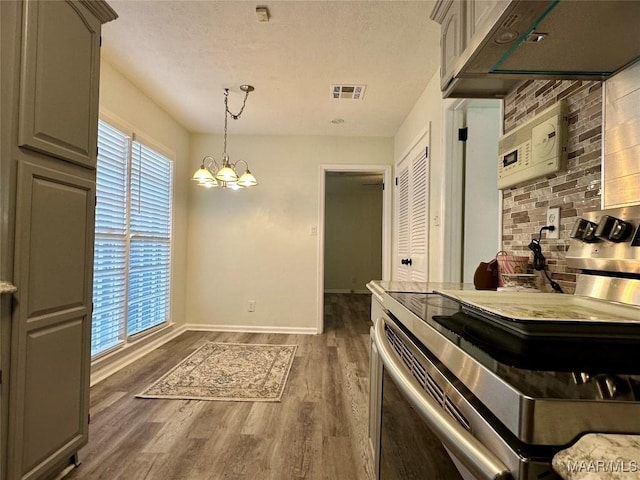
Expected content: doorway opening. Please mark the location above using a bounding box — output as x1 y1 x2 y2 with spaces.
442 99 502 283
317 165 392 334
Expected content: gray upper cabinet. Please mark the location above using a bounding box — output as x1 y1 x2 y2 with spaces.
1 1 117 479
18 1 103 168
434 0 466 91
465 0 497 40
430 0 640 99
431 0 515 98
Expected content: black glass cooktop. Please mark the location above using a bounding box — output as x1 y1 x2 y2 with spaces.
387 291 640 401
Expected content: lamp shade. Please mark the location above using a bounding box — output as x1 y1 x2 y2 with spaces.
215 165 238 183
237 169 258 187
192 167 215 183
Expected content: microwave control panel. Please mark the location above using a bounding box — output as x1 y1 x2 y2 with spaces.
497 100 567 189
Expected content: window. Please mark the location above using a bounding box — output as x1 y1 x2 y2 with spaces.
92 119 173 357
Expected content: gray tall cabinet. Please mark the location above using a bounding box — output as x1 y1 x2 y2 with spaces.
0 1 117 479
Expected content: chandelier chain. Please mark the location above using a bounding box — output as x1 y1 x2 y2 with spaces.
225 88 251 120
222 88 252 155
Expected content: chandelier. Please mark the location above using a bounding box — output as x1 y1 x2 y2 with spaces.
192 85 258 189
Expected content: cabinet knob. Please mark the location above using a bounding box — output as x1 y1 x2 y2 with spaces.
0 281 17 295
401 258 412 266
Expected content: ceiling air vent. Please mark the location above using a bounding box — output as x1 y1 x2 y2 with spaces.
331 84 366 100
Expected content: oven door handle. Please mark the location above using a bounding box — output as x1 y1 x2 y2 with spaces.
373 316 512 480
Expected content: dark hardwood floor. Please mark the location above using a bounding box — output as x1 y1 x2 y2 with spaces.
66 293 374 480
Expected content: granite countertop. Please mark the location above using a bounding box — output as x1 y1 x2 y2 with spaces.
552 434 640 479
366 280 474 295
366 280 432 295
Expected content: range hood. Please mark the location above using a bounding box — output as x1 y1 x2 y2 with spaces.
445 0 640 98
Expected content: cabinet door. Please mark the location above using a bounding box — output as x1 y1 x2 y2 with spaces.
394 133 430 282
18 0 102 168
7 158 95 480
440 0 465 90
466 0 499 40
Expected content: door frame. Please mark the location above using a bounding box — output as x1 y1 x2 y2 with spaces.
317 164 392 334
442 99 466 283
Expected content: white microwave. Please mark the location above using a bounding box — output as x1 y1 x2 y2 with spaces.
497 100 567 189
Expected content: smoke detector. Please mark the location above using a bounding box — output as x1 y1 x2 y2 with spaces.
331 84 366 100
256 6 269 22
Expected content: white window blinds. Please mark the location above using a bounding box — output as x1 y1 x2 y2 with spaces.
92 120 173 357
92 121 128 356
128 141 172 336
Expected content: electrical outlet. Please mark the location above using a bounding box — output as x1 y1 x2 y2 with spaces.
248 300 256 312
546 207 560 239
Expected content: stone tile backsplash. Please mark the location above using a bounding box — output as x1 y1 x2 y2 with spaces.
502 80 603 293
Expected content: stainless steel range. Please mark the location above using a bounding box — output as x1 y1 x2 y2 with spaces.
369 206 640 480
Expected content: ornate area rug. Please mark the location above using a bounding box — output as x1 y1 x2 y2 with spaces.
137 342 297 402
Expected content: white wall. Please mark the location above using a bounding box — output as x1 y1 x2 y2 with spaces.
393 71 448 282
324 185 383 292
99 59 191 328
186 134 392 332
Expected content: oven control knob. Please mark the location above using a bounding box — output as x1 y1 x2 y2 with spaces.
594 215 632 242
569 218 598 242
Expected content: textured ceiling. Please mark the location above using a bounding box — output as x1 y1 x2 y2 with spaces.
101 1 441 137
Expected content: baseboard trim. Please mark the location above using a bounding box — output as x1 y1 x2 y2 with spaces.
90 324 187 386
184 324 318 335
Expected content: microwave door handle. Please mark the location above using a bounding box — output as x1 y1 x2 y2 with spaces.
373 317 512 480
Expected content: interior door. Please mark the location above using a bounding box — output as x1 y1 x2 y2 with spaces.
394 129 430 282
395 163 411 281
409 147 428 282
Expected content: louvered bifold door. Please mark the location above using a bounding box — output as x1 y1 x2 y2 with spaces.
409 148 428 281
393 132 430 282
395 163 411 280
